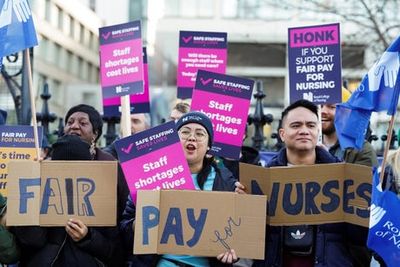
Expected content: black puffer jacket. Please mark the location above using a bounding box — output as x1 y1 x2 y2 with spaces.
253 147 353 267
119 164 237 267
14 225 124 267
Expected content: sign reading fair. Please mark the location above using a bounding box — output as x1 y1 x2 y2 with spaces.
0 125 43 196
177 31 227 99
103 47 150 117
288 23 342 104
191 70 254 159
99 20 144 99
115 121 195 203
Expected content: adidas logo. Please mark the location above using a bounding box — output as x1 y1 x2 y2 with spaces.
291 230 306 240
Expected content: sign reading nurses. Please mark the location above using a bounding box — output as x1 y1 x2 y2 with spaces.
0 125 43 196
99 20 144 99
191 70 254 159
177 31 227 99
288 23 342 104
103 47 150 117
115 121 195 203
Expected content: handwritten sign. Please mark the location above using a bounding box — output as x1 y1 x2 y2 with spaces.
288 23 342 104
177 31 227 99
0 125 43 196
103 47 150 117
240 163 372 227
99 20 144 99
134 190 266 259
191 70 254 159
7 161 117 226
115 121 195 203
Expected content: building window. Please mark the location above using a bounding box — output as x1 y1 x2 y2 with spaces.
69 15 75 38
57 6 63 30
44 0 51 21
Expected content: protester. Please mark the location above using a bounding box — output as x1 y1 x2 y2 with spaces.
250 100 353 267
169 101 190 121
13 135 124 267
0 193 20 266
130 113 151 135
322 88 378 267
64 104 129 221
120 111 239 266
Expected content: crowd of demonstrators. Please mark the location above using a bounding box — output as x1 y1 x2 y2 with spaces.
120 111 239 267
322 89 378 267
0 193 20 266
13 135 125 267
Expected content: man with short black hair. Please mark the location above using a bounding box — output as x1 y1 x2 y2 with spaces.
253 99 353 267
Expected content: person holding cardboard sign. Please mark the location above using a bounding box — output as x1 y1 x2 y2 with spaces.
64 104 129 223
14 135 124 267
120 111 238 266
252 100 353 267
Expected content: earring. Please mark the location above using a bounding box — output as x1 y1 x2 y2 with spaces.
90 137 96 159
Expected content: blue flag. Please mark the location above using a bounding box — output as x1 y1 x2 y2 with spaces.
367 169 400 266
0 0 38 59
335 36 400 149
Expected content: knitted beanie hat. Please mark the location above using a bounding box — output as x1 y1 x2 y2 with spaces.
52 135 92 160
176 111 214 146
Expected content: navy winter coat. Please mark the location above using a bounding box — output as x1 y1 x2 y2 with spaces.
253 147 353 267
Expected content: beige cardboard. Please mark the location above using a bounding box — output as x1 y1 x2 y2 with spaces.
7 161 117 226
134 190 266 259
240 163 371 227
7 161 41 226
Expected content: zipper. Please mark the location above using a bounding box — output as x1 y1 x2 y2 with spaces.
51 234 67 267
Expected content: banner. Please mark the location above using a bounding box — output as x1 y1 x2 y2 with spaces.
115 121 195 203
134 190 266 259
240 163 372 227
7 161 117 226
191 70 254 159
0 125 42 196
99 20 144 99
103 47 150 117
177 31 227 99
288 23 342 104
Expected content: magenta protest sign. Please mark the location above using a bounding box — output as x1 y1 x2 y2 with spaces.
177 31 227 99
115 121 195 203
288 23 342 104
191 70 254 159
99 21 144 99
103 47 150 117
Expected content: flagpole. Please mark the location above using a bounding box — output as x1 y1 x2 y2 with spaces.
379 115 396 182
25 49 41 160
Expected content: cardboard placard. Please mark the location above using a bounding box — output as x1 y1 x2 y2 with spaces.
177 31 227 99
99 20 144 99
103 47 150 117
134 190 266 259
240 163 372 227
7 161 117 226
288 23 342 104
191 70 254 159
115 121 195 203
0 125 43 196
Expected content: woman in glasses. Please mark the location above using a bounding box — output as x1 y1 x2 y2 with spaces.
120 111 238 267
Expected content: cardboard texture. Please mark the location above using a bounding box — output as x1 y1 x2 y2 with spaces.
134 190 266 259
240 163 372 227
7 161 117 226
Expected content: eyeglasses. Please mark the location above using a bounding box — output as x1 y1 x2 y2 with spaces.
178 128 208 142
